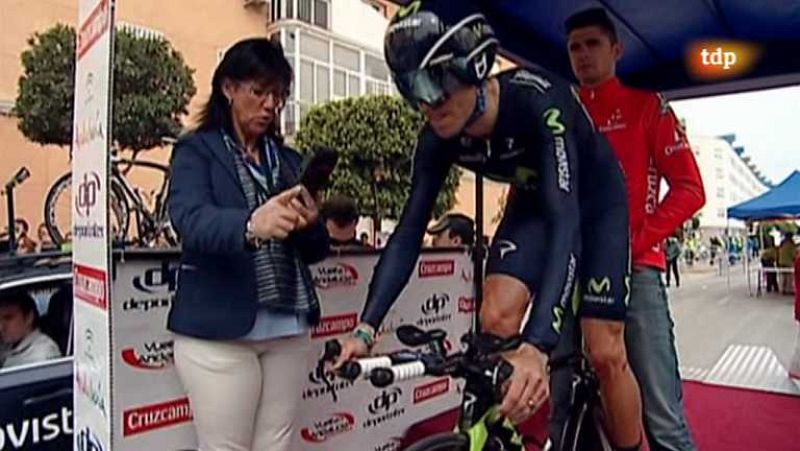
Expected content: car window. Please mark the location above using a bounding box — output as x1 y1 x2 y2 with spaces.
0 276 72 373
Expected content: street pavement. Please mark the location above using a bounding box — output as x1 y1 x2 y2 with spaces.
667 262 797 382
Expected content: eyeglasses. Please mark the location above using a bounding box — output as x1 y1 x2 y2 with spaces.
241 82 289 108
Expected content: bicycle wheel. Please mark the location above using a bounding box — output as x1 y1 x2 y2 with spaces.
44 172 131 245
405 432 469 451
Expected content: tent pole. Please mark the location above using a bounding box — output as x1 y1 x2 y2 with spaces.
726 219 731 290
746 221 752 296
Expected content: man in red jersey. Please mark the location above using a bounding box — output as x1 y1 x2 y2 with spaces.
560 7 706 451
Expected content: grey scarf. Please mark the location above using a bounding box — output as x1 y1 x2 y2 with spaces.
223 131 320 320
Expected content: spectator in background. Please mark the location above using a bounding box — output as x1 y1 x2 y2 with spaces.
665 235 682 287
779 232 797 294
0 290 61 369
13 219 37 254
359 232 371 247
36 223 56 253
427 213 475 248
321 194 370 249
761 237 780 293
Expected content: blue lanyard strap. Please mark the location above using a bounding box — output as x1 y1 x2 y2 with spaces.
222 131 281 194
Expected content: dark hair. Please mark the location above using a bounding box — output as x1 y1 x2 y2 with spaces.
0 289 39 328
565 8 618 44
196 37 293 138
14 219 29 233
428 213 475 246
321 195 360 227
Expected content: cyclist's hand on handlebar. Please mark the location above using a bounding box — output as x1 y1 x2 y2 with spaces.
250 186 303 240
498 343 549 424
331 334 370 371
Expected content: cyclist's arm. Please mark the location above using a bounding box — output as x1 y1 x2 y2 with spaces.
168 135 250 255
361 130 454 329
521 98 582 354
634 95 705 258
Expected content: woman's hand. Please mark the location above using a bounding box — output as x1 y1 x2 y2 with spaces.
288 186 320 230
249 186 303 240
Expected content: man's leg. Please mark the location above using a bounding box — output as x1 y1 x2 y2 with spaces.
583 318 642 449
674 261 680 287
665 262 672 286
626 268 696 451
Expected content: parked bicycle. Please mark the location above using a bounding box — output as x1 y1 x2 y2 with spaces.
319 322 612 451
44 143 177 248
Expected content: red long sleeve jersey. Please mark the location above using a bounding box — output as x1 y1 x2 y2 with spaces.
579 77 706 270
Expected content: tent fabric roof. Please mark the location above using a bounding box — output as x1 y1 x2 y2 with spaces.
391 1 800 99
727 171 800 220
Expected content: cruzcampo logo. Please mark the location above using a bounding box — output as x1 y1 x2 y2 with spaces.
396 0 421 19
544 108 565 135
587 277 611 295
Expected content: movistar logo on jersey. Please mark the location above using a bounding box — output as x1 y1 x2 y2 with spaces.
587 277 611 295
544 108 565 135
552 305 565 334
396 0 421 19
543 108 570 192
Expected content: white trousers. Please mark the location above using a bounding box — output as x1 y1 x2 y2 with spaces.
173 333 311 451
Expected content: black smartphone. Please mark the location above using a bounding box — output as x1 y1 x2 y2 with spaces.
299 146 338 197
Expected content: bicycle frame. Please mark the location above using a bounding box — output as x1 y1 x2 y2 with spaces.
111 157 171 244
457 375 526 451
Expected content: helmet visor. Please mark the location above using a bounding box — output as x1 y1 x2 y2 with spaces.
393 62 466 108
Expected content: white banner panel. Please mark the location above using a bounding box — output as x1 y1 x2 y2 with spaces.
72 0 115 449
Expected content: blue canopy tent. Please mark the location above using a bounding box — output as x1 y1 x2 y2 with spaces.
477 0 800 98
727 171 800 295
728 171 800 220
391 0 800 97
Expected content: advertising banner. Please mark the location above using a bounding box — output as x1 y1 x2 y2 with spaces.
108 251 473 450
71 0 115 449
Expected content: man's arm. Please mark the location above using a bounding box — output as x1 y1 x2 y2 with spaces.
360 131 453 329
521 100 582 353
634 95 706 258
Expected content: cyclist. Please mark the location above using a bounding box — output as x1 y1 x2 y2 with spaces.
333 2 642 447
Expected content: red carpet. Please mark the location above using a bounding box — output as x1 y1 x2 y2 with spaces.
404 381 800 450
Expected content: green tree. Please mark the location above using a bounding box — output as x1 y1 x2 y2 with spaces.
294 95 461 221
14 24 196 152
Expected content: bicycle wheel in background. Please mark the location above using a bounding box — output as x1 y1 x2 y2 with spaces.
44 172 131 246
404 432 469 451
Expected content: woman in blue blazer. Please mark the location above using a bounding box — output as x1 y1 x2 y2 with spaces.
167 37 328 451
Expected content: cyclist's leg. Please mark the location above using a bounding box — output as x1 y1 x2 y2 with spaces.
481 188 548 338
579 210 642 450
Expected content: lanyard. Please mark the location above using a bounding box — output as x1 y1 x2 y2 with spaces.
223 131 281 196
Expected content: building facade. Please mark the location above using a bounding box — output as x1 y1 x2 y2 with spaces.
0 0 516 243
0 0 274 235
689 133 769 236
